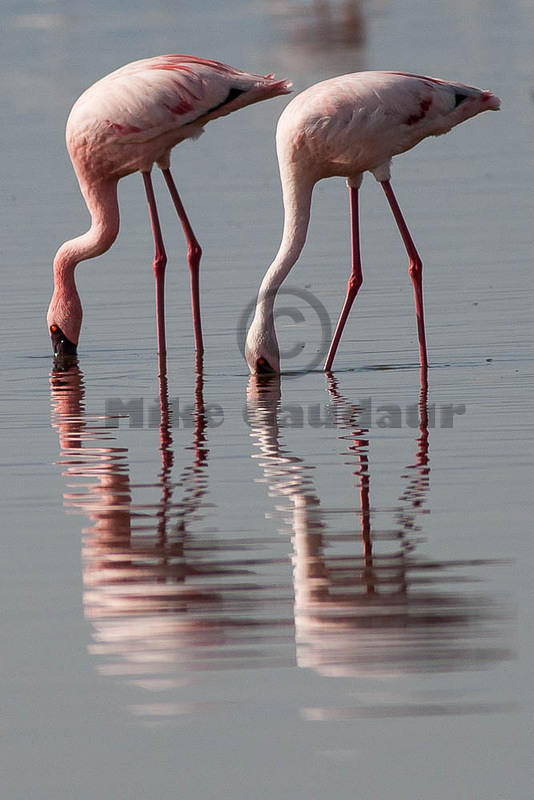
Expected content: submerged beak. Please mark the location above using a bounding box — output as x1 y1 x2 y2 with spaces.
50 325 78 363
256 357 277 375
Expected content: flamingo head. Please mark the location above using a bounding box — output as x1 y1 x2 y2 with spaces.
245 314 280 375
47 290 82 361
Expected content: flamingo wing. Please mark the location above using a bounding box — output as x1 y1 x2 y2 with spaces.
69 55 289 145
277 71 498 177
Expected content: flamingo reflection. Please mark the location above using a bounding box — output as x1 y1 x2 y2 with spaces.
50 357 298 720
50 360 216 691
247 373 513 714
50 364 513 721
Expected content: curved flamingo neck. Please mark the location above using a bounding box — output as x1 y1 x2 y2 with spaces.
48 179 121 343
54 179 120 277
255 172 314 323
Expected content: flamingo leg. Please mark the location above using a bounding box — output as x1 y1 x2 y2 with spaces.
381 180 428 369
324 185 363 371
142 170 167 356
161 168 204 355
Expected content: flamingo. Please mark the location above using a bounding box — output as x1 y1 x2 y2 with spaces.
48 54 291 359
245 71 500 375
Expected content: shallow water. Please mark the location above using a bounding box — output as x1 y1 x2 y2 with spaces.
2 1 533 798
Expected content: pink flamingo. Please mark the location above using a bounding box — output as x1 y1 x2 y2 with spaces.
48 54 291 359
245 71 500 375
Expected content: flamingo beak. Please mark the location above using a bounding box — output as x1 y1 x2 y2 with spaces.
256 357 277 375
50 325 78 362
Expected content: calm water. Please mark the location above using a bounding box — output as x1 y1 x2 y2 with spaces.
2 1 533 798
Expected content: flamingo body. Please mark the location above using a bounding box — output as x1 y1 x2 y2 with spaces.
66 55 290 178
48 54 291 358
245 71 500 375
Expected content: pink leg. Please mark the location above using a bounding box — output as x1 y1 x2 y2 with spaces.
381 180 428 369
161 168 204 355
324 185 363 371
142 170 167 355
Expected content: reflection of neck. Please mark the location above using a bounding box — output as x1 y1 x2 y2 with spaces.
247 375 327 609
50 364 132 541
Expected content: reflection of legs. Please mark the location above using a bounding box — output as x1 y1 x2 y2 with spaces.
325 185 363 371
381 180 428 369
161 168 204 354
142 170 167 355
